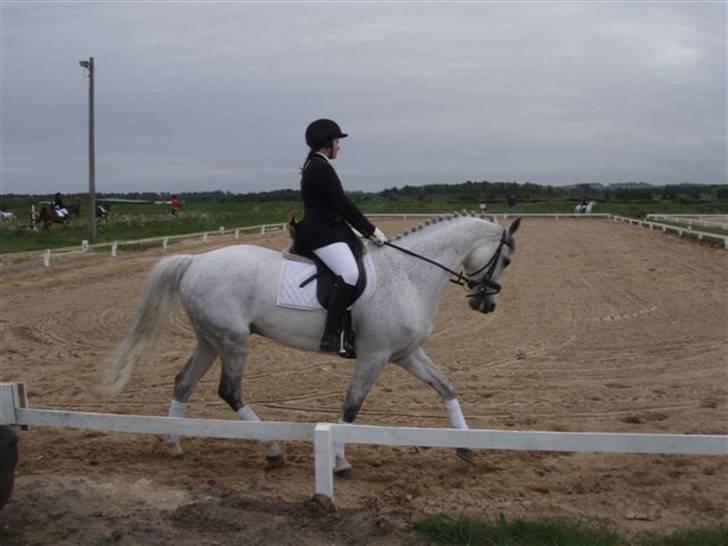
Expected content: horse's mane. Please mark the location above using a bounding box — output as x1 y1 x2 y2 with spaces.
391 210 498 241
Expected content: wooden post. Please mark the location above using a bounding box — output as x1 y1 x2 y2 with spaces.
43 249 51 268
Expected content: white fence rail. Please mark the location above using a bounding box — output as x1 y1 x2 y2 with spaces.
611 215 728 249
646 214 728 230
0 222 287 268
6 212 726 269
1 383 726 504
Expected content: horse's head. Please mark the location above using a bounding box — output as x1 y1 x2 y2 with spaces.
463 217 520 314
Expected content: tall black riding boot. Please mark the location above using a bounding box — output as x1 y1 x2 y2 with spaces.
320 278 356 357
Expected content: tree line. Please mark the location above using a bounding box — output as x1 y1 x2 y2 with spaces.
2 181 726 208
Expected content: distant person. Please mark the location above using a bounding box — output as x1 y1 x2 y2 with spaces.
507 195 517 214
293 118 387 357
53 192 68 218
169 195 181 215
479 202 487 213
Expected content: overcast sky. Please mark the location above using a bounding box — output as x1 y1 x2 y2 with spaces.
1 1 725 195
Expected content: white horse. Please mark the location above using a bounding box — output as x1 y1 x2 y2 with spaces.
0 211 16 222
575 201 596 214
93 213 521 476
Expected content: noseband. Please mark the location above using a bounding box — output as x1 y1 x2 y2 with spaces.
382 228 510 297
464 229 510 298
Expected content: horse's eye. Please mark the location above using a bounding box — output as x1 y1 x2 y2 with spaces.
503 257 511 267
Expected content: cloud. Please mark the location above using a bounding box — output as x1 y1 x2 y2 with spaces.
1 2 724 194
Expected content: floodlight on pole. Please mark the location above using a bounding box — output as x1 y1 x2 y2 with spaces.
79 57 96 243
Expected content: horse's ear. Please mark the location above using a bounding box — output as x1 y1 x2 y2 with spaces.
509 217 521 235
286 210 297 239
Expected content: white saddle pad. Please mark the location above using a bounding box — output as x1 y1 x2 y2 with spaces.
276 252 376 312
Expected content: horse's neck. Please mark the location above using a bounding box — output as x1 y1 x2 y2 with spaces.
380 217 495 291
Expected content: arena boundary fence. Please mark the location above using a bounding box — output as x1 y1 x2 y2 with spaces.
1 383 726 504
610 214 728 249
0 222 287 268
645 214 728 230
4 212 726 268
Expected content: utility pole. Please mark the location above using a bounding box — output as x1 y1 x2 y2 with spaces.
79 57 96 243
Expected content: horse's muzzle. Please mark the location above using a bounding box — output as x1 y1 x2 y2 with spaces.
469 296 496 314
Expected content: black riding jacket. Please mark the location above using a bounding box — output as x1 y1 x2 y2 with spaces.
294 152 375 254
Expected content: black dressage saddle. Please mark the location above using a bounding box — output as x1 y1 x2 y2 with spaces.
293 249 367 310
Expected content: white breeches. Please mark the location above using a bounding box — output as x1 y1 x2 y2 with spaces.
313 242 359 286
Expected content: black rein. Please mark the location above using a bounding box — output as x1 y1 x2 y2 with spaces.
382 229 509 296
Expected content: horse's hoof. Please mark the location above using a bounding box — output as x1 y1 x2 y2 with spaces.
334 467 352 480
265 454 285 469
456 448 475 464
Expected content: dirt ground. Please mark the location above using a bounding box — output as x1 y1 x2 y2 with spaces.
1 217 726 545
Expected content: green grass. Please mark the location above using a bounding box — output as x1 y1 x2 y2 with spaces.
413 515 728 546
1 196 727 254
414 514 624 546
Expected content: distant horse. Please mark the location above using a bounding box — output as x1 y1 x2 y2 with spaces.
92 214 520 476
575 200 596 214
96 202 111 223
37 207 70 229
0 210 16 222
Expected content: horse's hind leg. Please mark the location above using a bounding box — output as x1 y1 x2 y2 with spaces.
163 339 218 457
217 342 284 467
395 348 475 464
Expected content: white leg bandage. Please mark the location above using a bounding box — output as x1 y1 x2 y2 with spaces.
168 400 186 418
446 398 468 429
238 405 260 421
335 418 347 459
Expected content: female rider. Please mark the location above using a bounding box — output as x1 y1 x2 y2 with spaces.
294 119 387 357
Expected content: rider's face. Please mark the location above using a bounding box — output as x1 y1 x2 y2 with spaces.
327 138 341 160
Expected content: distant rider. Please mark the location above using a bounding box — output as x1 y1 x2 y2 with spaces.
169 195 181 215
293 119 387 357
53 192 68 218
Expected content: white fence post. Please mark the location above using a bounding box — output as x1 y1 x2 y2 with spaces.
43 249 51 268
0 383 21 424
163 238 169 250
234 228 240 240
260 226 265 234
202 232 208 243
219 226 225 235
111 241 118 257
314 423 335 502
81 240 89 252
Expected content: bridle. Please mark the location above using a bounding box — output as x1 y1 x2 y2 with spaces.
382 228 510 298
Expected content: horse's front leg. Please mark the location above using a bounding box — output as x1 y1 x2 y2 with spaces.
218 344 284 467
395 348 475 464
335 352 389 478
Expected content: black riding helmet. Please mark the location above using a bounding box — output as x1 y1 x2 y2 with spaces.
305 119 348 149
